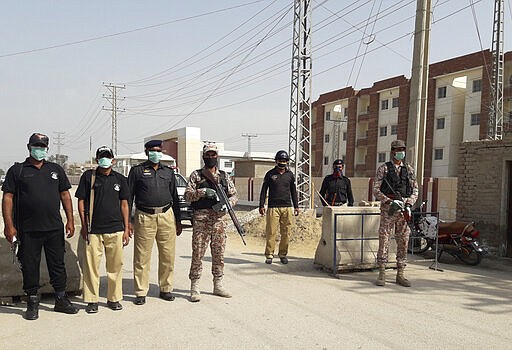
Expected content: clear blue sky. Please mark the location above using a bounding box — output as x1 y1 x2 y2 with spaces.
0 0 508 169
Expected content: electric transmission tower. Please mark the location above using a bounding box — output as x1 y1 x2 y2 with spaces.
241 133 258 153
289 0 312 208
102 83 125 155
488 0 504 140
53 131 65 166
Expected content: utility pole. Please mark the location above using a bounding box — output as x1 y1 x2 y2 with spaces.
289 0 312 208
241 133 258 154
488 0 504 140
53 131 65 166
102 83 125 155
406 0 431 199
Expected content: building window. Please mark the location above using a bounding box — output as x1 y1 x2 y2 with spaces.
392 97 399 108
438 86 447 98
472 79 482 93
434 148 444 160
379 126 387 137
378 152 386 163
343 132 347 141
224 161 233 168
381 99 389 110
344 108 348 118
324 156 329 165
470 113 480 126
391 124 398 135
324 134 330 143
436 117 445 130
325 111 330 120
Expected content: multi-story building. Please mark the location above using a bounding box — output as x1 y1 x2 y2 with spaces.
312 50 512 179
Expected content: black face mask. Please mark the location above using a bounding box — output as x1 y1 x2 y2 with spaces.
277 162 287 169
203 157 218 168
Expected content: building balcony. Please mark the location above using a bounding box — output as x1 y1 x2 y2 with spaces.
358 112 372 121
356 137 369 147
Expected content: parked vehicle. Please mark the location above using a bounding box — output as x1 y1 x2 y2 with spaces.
175 173 193 225
408 202 487 265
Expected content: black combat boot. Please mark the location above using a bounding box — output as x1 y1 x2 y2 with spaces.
25 295 40 320
54 295 79 314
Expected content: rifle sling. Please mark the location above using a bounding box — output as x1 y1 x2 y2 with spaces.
88 170 96 233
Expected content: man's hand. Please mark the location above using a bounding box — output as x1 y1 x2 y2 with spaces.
176 221 183 236
80 226 89 242
128 222 134 238
294 208 299 216
204 188 217 199
65 220 75 238
259 207 266 216
122 229 130 246
403 205 412 222
4 225 17 244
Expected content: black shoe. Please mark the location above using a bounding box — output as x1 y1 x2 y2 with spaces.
85 303 98 314
107 301 123 311
54 296 79 314
280 257 289 264
159 292 175 301
265 258 273 264
134 296 146 305
25 295 39 320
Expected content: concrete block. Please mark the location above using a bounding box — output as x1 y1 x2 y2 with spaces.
0 232 82 298
314 206 397 272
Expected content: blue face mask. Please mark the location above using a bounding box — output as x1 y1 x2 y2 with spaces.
98 157 113 168
394 151 406 160
148 151 163 164
30 147 47 161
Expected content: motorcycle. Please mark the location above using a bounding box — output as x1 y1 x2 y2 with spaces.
407 202 488 266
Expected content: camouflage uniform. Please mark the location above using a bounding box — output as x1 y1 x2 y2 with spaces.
185 170 238 280
373 162 418 268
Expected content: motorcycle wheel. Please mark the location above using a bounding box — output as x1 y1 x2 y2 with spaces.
407 236 431 254
457 246 482 266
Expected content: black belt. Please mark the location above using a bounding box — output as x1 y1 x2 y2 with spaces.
137 203 172 214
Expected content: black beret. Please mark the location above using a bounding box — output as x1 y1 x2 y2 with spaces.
144 140 163 149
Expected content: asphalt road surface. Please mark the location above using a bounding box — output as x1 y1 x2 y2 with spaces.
1 225 512 350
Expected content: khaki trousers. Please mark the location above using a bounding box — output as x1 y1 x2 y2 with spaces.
265 207 294 258
133 209 176 296
83 232 124 303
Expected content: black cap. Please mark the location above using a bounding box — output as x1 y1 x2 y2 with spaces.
96 146 114 158
333 159 344 166
144 140 163 149
275 150 289 161
28 133 49 147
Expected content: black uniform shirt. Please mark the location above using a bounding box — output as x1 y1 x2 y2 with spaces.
319 174 354 206
75 169 129 234
128 161 181 221
259 167 299 208
2 159 71 232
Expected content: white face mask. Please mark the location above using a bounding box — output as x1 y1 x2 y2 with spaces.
394 151 406 161
98 157 113 168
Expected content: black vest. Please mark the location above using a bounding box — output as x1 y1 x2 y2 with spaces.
379 161 413 198
191 170 229 210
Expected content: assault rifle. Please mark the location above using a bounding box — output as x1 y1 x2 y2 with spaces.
202 169 247 245
382 177 410 221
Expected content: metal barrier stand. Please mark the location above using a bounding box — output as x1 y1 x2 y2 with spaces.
409 211 443 272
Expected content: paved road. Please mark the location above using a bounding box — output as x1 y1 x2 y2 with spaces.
1 225 511 350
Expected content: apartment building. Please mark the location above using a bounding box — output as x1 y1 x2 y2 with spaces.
312 50 512 178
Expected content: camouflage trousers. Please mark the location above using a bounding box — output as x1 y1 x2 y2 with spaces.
377 204 411 269
189 209 227 281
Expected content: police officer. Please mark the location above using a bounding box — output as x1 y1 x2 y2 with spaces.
128 140 182 305
319 159 354 207
259 150 299 265
76 146 130 313
185 143 238 302
372 140 418 287
2 133 78 320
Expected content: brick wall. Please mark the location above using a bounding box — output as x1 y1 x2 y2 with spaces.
458 139 512 256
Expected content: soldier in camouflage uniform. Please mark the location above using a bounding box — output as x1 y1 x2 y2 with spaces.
372 140 418 287
185 143 238 302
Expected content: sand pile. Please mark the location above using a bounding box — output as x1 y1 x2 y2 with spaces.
228 209 322 243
